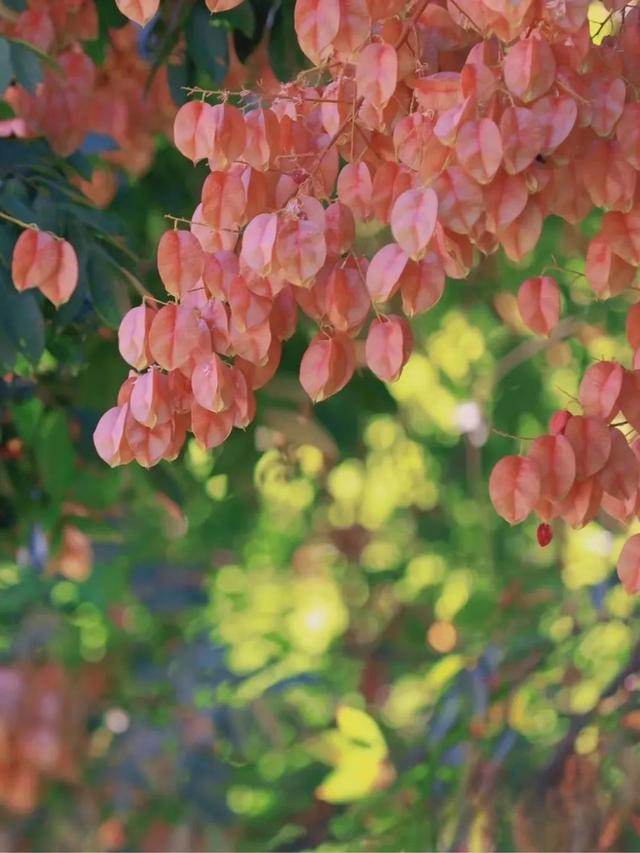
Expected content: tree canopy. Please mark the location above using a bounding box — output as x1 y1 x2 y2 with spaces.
1 0 640 850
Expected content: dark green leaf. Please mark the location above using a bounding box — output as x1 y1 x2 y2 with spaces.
186 4 229 85
0 222 16 266
35 410 75 498
168 58 190 107
0 267 44 368
9 40 44 93
268 0 307 82
87 250 131 328
218 2 256 38
3 0 28 11
0 37 12 94
65 150 93 182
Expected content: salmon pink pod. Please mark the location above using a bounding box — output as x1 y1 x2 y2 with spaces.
586 235 637 298
617 103 640 170
237 338 282 389
168 369 194 414
243 108 281 171
191 353 234 413
617 533 640 594
371 162 414 224
129 370 172 429
115 0 159 25
365 315 413 382
500 106 544 175
324 202 355 257
390 188 439 260
483 172 528 233
207 103 246 171
598 427 639 502
549 409 572 435
191 402 235 450
489 455 541 524
124 418 173 468
230 318 272 365
620 369 640 432
517 276 560 336
299 332 356 402
627 304 640 350
455 119 503 185
11 230 58 292
531 96 577 155
157 230 204 299
589 77 625 138
229 367 256 429
400 253 445 317
599 208 640 267
563 415 612 480
117 374 137 407
148 303 200 372
37 239 79 307
275 217 326 287
295 0 340 62
201 171 247 231
205 0 245 10
325 266 370 334
432 167 483 234
173 101 216 164
93 404 130 467
12 231 78 306
355 42 398 111
337 162 373 222
503 34 556 103
558 477 603 528
527 434 576 501
578 361 623 420
366 243 409 304
270 286 297 341
228 275 272 332
240 213 279 277
118 303 155 371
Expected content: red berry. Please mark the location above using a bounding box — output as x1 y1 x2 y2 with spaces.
537 523 553 547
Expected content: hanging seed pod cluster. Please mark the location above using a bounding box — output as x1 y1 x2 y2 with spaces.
97 0 640 592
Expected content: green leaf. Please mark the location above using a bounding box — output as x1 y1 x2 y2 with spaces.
88 250 131 328
186 4 229 85
168 58 190 107
217 2 256 38
9 40 44 93
268 0 307 82
35 410 75 498
3 0 28 11
0 267 44 368
0 37 12 94
12 397 44 444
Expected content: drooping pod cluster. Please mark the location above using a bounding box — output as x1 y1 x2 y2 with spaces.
11 228 79 306
0 663 85 815
97 0 640 589
1 1 174 182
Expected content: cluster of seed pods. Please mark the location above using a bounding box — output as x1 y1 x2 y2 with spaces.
96 0 640 588
1 0 174 170
0 663 83 815
11 228 79 306
116 0 245 26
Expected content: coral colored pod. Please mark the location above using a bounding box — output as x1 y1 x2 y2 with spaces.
299 332 355 402
365 315 413 382
11 230 78 306
516 275 560 336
